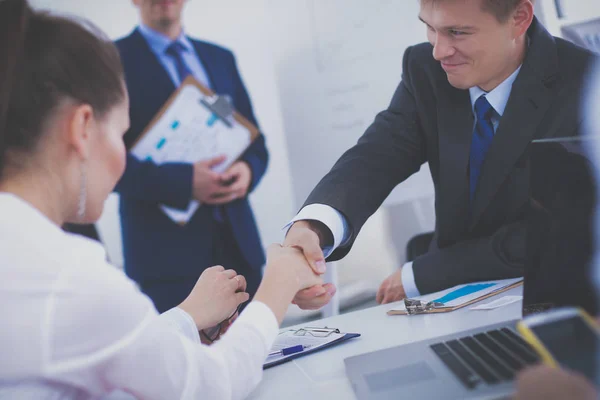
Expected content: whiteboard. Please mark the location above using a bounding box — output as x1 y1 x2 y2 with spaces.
269 0 435 209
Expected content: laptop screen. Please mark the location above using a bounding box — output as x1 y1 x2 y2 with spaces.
524 137 598 316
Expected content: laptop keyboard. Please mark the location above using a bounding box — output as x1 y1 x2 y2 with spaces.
430 328 540 390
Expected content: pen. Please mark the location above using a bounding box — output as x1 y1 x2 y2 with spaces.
268 345 308 357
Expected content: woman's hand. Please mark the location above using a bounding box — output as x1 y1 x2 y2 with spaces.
264 244 324 292
178 266 249 330
253 244 324 325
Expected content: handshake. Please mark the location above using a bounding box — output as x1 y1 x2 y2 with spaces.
190 156 336 310
178 220 336 340
281 220 337 310
234 219 337 313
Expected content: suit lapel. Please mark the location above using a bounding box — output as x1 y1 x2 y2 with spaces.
191 40 221 93
469 74 553 226
128 29 177 94
469 17 560 228
437 82 474 242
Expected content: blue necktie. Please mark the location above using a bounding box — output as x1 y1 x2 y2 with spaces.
166 41 225 222
165 41 192 85
469 95 495 203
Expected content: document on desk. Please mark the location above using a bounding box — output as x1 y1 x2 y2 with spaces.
470 295 523 310
388 277 523 315
130 77 258 225
264 328 360 369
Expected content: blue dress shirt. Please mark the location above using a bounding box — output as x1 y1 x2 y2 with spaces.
137 24 213 89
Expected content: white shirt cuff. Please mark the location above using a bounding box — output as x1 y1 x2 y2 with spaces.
237 301 279 355
401 261 421 298
161 307 201 344
283 204 350 258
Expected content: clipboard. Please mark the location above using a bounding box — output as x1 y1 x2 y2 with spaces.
263 327 361 369
132 76 260 148
387 279 523 316
130 76 261 225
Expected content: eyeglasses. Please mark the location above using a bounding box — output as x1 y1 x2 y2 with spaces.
289 327 341 338
200 305 241 343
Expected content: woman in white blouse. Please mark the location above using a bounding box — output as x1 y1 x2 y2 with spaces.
0 0 322 399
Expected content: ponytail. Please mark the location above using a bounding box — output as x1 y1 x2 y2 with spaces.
0 0 124 179
0 0 29 167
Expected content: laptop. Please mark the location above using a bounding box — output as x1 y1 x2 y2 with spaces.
345 137 598 400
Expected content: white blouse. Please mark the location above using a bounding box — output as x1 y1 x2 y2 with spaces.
0 193 278 399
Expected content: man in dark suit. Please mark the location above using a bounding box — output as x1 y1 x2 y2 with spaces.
284 0 598 310
114 0 268 312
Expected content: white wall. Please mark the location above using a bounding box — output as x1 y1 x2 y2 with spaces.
30 0 295 268
538 0 600 37
268 0 437 292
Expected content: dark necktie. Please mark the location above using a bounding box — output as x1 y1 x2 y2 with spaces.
166 41 225 222
469 95 495 203
165 41 192 85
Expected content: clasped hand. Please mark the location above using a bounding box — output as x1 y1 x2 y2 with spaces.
283 220 410 309
178 266 249 331
283 221 337 310
192 156 252 205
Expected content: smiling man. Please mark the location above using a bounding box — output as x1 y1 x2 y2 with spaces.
114 0 269 314
284 0 599 310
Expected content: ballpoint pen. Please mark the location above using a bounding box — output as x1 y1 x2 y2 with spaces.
268 345 309 357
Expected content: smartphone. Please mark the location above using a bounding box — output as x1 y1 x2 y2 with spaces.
517 307 600 384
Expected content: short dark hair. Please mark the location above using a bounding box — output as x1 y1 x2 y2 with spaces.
481 0 533 22
0 0 125 177
421 0 534 23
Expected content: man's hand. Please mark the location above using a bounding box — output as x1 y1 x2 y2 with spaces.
192 158 252 205
292 282 337 310
218 161 252 199
514 366 597 400
283 221 335 310
376 269 406 304
192 155 228 204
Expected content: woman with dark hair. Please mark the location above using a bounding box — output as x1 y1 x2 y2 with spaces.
0 0 321 398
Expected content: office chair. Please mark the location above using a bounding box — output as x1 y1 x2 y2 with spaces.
561 18 600 54
405 231 434 262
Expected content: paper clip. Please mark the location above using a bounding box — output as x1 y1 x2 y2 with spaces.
404 298 446 315
200 95 234 128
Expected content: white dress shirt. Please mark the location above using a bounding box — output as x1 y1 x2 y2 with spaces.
0 193 278 400
287 66 522 298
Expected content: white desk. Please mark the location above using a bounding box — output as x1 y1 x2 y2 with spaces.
249 287 523 400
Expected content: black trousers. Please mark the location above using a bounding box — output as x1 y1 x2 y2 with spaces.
139 219 262 313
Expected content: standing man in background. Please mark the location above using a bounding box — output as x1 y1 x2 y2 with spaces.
115 0 269 312
284 0 597 310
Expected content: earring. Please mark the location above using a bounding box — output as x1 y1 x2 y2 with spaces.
77 164 87 221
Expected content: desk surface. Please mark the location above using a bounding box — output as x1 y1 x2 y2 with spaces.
249 287 523 400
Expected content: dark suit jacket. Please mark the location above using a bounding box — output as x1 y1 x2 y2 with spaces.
114 29 268 282
303 18 598 295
